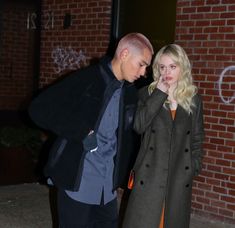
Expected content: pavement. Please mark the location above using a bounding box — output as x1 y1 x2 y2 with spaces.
0 182 234 228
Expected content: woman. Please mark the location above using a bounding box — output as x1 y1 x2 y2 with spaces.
122 44 204 228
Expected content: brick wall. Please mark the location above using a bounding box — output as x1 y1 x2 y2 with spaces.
175 0 235 224
0 2 35 110
39 0 112 87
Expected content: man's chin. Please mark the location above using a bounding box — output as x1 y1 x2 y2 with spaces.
131 77 139 83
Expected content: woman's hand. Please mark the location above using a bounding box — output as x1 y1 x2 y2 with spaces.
156 76 170 93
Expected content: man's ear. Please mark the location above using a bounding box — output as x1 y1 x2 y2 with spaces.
120 48 129 61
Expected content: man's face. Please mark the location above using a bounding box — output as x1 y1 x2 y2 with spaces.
119 48 152 83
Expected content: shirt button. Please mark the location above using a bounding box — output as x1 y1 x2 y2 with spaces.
187 130 190 135
185 148 189 152
140 180 144 185
185 166 189 170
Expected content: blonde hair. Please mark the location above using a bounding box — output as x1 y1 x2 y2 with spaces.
115 33 154 57
149 44 197 114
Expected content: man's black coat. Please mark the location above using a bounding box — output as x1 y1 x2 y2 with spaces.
29 57 139 191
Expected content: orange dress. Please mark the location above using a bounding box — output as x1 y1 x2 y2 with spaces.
159 205 165 228
158 110 176 228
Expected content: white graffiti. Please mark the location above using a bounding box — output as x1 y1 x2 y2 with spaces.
51 47 87 74
218 65 235 104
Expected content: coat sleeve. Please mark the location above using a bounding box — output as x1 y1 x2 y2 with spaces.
28 68 103 140
191 94 205 176
133 87 168 134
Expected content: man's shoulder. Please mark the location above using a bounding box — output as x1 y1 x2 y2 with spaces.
59 62 101 84
73 62 100 76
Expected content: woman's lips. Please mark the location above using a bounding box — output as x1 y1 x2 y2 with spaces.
165 76 173 81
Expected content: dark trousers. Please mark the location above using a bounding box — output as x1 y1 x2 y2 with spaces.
57 190 118 228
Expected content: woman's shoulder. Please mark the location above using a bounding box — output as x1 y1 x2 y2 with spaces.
138 85 149 97
193 92 203 103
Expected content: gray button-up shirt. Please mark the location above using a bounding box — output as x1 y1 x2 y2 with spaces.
66 83 123 205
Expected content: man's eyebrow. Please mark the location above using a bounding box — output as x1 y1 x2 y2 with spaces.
142 60 150 66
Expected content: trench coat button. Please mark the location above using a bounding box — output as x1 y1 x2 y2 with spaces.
151 129 156 133
149 146 154 150
145 164 150 168
187 130 190 135
185 166 189 170
185 184 190 187
185 148 189 152
140 180 144 185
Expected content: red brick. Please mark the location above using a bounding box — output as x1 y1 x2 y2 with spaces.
211 19 226 26
198 183 212 191
205 191 220 200
200 170 214 178
210 138 225 145
213 186 228 194
214 173 230 180
229 190 235 196
208 151 223 158
211 124 226 131
192 188 205 196
211 200 226 208
196 196 210 204
212 5 227 11
207 178 221 186
217 145 231 152
191 202 203 209
227 140 235 147
221 196 235 203
224 154 235 160
223 168 235 175
194 175 206 183
219 208 234 217
221 12 235 18
204 205 218 214
227 19 235 25
216 159 231 167
203 156 216 164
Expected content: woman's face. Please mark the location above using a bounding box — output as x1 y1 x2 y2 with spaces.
158 54 181 88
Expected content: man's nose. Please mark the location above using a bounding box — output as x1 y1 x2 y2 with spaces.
140 67 147 77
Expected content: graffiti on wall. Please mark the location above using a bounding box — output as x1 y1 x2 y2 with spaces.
218 65 235 104
51 47 87 74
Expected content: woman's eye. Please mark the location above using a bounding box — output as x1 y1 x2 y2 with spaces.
170 65 176 70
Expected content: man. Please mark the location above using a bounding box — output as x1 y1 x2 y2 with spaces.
28 33 153 228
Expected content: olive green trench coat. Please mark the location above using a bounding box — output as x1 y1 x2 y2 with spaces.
122 87 204 228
